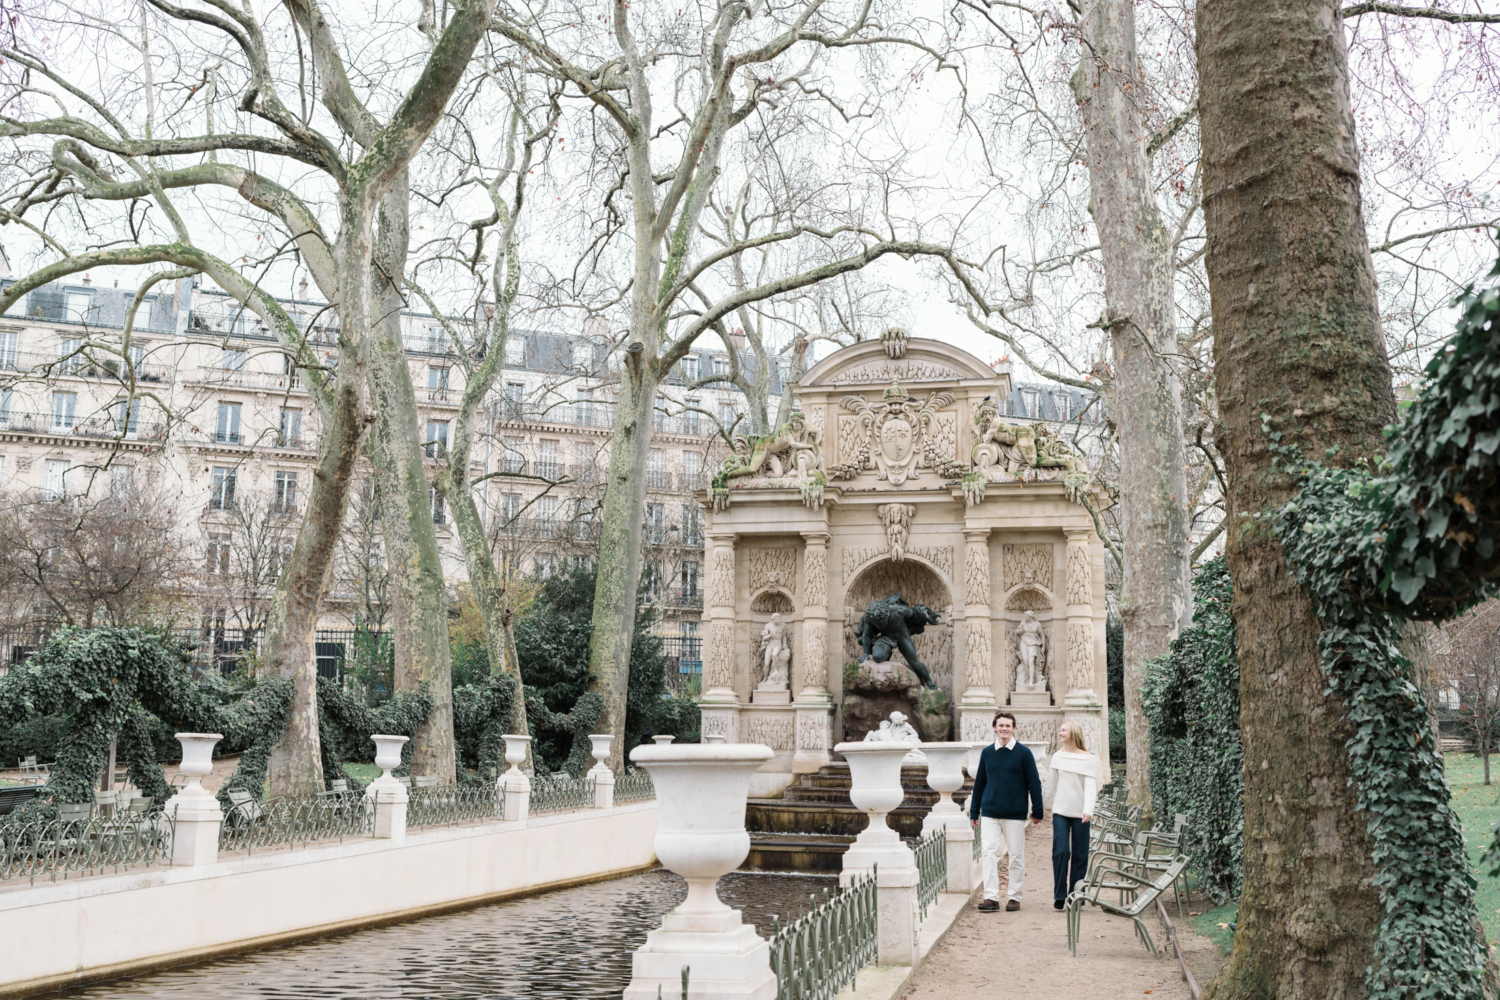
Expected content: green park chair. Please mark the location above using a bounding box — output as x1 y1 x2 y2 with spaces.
1066 855 1190 958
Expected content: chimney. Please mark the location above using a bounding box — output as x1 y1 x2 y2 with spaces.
298 276 309 300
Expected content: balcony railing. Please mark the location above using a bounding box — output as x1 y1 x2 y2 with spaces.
0 351 174 384
0 411 166 441
192 367 306 392
669 588 703 609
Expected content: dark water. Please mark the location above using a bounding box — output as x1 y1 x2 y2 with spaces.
47 870 837 999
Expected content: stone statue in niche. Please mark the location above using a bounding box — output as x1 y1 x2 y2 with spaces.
759 613 791 687
1012 611 1051 693
855 593 941 689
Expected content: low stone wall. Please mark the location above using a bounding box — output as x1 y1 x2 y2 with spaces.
0 801 659 998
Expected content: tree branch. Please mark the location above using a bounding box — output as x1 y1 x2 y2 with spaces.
1341 1 1500 20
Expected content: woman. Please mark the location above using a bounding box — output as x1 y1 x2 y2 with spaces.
1049 720 1098 909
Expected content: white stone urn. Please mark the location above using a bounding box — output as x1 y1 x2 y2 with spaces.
652 735 676 745
836 741 916 876
365 735 410 800
962 740 989 812
704 733 727 744
500 734 532 785
173 733 222 795
622 743 776 1000
588 733 614 776
918 743 970 819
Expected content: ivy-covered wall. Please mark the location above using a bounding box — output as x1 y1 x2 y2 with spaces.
1140 558 1243 905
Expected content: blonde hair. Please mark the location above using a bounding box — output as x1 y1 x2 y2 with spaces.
1060 721 1090 754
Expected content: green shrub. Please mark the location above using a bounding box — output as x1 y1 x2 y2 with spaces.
1140 558 1243 905
0 714 68 767
1106 612 1124 708
1108 706 1126 764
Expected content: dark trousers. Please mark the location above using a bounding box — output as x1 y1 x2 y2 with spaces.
1052 814 1090 900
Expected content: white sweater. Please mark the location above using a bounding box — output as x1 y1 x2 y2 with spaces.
1049 752 1098 819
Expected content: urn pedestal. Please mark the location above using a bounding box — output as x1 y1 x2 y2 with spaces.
836 741 921 966
622 744 777 1000
163 733 224 867
366 735 411 843
919 742 979 894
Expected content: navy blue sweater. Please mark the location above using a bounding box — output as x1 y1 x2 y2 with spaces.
968 742 1044 821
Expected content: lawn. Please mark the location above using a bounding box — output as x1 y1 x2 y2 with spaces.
1446 752 1500 944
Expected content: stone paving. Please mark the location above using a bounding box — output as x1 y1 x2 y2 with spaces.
900 818 1226 1000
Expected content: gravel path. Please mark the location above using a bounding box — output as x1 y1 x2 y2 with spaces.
902 818 1226 999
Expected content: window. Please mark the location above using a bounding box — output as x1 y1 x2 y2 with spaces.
51 391 77 431
1021 389 1039 419
221 348 247 371
0 390 11 427
109 465 134 499
44 459 67 500
1053 390 1071 422
575 387 596 426
682 400 701 436
206 533 230 575
646 449 668 489
719 402 737 431
504 336 525 366
679 561 701 600
279 408 302 447
683 451 704 490
430 487 446 525
501 437 524 474
538 495 558 538
424 420 449 458
426 327 451 355
713 356 730 376
66 291 93 323
210 467 237 510
642 560 662 602
281 353 300 387
57 338 81 375
0 331 17 369
216 402 242 444
274 471 298 513
115 398 141 437
537 439 558 479
500 492 522 526
646 502 666 544
682 503 703 545
534 553 555 578
428 366 449 394
129 343 147 372
574 441 595 481
681 356 699 382
502 382 524 420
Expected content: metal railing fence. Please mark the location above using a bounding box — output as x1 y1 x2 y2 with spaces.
406 783 505 829
915 828 947 921
614 769 656 804
217 792 374 856
529 773 596 814
768 870 878 1000
0 810 174 885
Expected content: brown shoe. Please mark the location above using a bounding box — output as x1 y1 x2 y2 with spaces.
977 899 1000 912
1005 899 1021 911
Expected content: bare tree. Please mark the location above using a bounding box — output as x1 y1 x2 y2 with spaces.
0 468 188 629
0 0 503 792
490 0 966 767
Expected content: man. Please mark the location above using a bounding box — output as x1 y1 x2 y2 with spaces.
969 711 1044 911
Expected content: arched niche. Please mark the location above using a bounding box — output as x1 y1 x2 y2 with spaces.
749 590 796 687
1003 585 1056 700
841 558 954 690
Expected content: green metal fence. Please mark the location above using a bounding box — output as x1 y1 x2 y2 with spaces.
407 783 505 829
915 828 947 921
217 792 374 856
0 810 175 884
530 773 596 814
614 769 656 804
769 870 878 1000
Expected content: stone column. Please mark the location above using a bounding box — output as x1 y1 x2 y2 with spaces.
793 532 833 773
1062 530 1101 708
701 532 742 742
958 528 998 743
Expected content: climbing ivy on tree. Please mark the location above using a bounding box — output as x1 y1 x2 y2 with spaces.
1262 259 1500 1000
317 677 433 785
1140 559 1243 905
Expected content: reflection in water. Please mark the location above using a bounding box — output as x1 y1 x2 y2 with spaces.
48 870 836 999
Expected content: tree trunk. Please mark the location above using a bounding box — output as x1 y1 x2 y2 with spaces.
586 351 657 772
365 180 456 783
264 226 371 799
1196 0 1391 992
1071 0 1193 803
